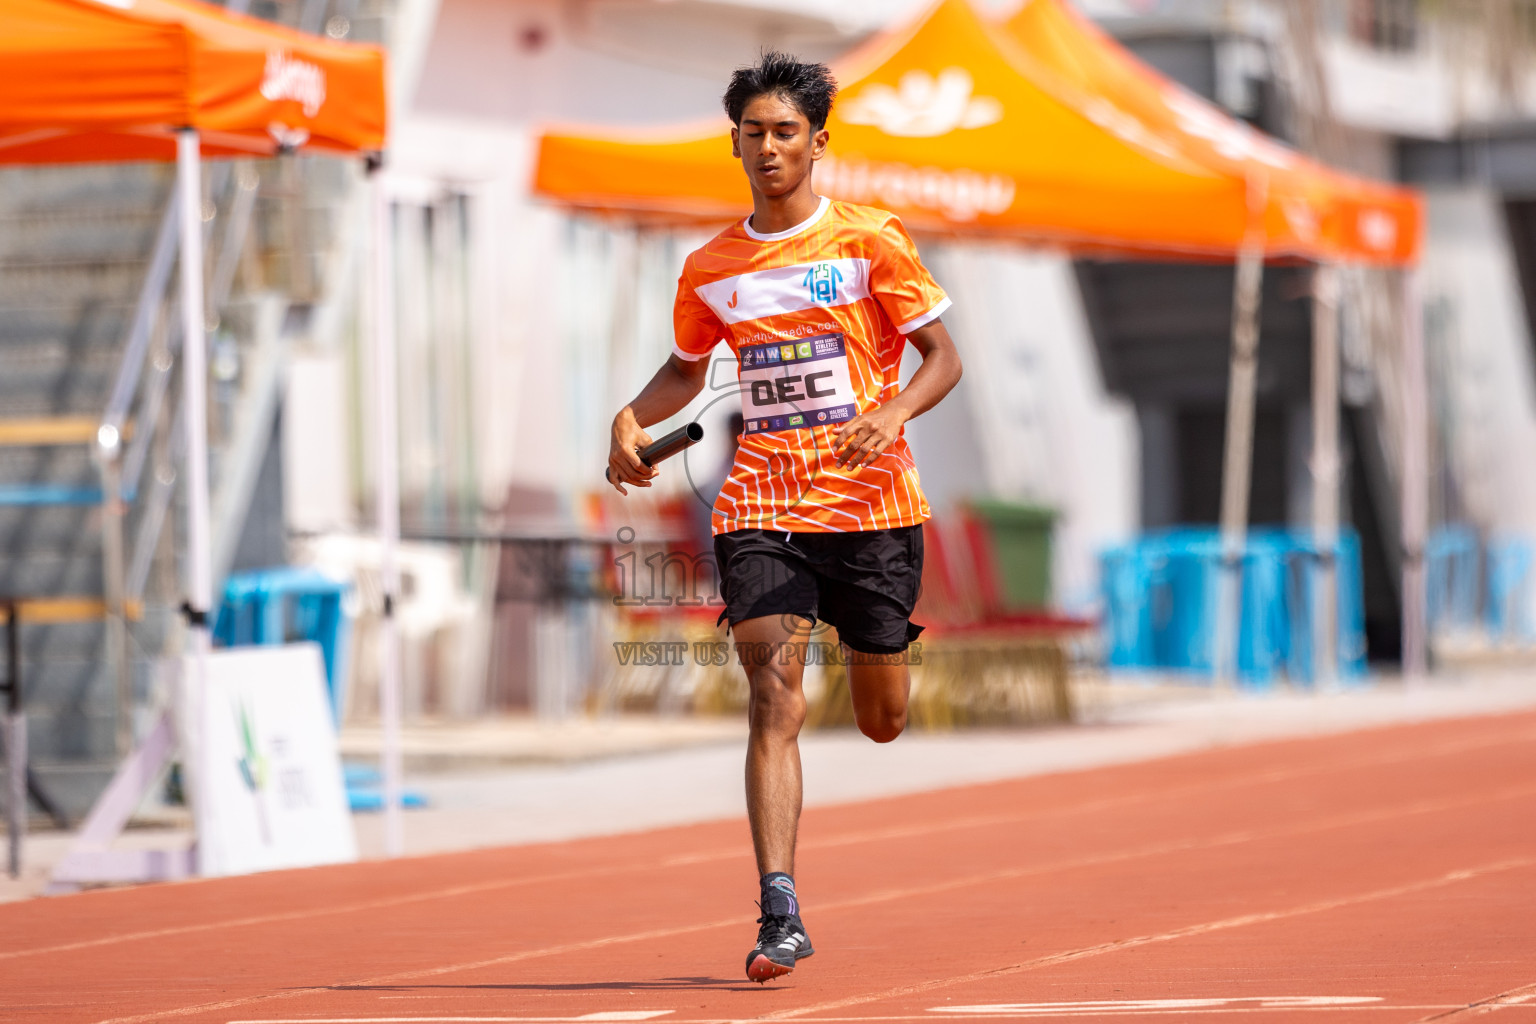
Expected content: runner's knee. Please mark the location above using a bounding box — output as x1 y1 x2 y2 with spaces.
847 654 910 743
854 703 906 743
748 665 806 735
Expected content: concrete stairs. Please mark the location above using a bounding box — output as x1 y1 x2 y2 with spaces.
0 165 177 814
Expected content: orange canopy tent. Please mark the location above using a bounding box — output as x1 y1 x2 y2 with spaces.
532 0 1418 265
2 0 410 875
0 0 386 164
999 0 1427 673
997 0 1418 264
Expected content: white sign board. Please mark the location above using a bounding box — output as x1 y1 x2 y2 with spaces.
183 643 358 877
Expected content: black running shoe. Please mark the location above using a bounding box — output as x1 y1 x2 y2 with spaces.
745 906 814 983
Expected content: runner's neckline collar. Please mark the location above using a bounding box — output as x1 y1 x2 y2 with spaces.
743 196 831 242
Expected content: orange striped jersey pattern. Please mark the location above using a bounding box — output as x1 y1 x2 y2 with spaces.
673 197 950 534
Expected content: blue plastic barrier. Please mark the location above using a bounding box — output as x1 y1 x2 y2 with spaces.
1487 536 1535 641
1100 528 1367 686
214 567 351 721
342 763 428 812
1282 532 1368 685
1422 525 1536 641
1101 546 1158 670
1426 525 1480 632
215 567 424 813
1148 532 1217 674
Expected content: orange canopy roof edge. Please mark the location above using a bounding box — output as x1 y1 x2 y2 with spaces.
0 0 387 164
533 0 1419 265
997 0 1421 264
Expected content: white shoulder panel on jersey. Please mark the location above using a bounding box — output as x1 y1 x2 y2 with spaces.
695 258 872 326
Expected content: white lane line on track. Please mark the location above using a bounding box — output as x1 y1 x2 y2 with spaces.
14 724 1536 965
230 1015 673 1022
923 1009 1457 1019
1411 980 1536 1021
926 996 1400 1016
221 1010 1491 1024
90 788 1536 1024
758 858 1536 1021
932 996 1384 1013
719 1012 1465 1022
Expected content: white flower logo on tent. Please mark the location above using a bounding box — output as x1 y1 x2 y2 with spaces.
261 50 328 117
1281 198 1320 242
1163 87 1295 170
1358 209 1397 252
841 68 1003 138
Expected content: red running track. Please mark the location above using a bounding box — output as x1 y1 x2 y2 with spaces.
5 711 1536 1024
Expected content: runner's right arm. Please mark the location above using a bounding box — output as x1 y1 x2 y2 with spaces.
608 353 710 495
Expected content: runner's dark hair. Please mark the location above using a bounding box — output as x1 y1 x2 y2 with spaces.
723 51 837 132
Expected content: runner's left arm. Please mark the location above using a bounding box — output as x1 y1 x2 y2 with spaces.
833 320 962 470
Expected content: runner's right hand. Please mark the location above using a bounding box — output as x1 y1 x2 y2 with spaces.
608 408 657 495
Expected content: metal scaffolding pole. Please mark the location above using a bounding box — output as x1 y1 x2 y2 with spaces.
369 161 404 857
177 129 215 870
1400 267 1429 678
1311 263 1341 686
1214 175 1268 687
4 605 23 879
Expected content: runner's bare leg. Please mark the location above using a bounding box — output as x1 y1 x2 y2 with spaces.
846 648 911 743
734 613 813 876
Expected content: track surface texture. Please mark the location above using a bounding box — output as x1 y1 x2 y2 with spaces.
6 711 1536 1024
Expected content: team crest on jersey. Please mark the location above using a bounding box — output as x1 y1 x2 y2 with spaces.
803 262 843 304
694 258 869 325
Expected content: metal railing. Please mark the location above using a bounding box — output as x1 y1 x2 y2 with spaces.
93 160 263 756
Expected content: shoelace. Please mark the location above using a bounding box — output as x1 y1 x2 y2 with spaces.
755 901 796 946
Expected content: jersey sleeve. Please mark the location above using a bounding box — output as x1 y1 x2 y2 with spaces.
869 215 951 334
672 259 726 361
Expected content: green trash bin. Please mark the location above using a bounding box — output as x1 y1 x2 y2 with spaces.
968 500 1057 610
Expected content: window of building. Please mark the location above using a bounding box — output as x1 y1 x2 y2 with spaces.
1348 0 1418 52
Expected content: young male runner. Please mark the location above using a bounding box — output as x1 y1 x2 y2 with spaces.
606 52 962 983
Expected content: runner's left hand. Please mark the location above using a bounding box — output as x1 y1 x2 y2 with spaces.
833 405 908 470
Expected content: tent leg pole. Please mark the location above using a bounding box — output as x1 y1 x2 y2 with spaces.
177 129 214 873
1215 245 1265 688
1400 267 1428 680
1311 264 1341 687
6 605 23 880
101 454 133 758
369 161 404 858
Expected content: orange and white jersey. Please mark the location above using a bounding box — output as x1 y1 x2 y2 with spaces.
673 197 950 534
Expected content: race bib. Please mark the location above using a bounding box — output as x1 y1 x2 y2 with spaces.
738 332 858 436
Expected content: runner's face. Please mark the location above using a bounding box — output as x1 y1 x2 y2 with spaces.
732 93 827 198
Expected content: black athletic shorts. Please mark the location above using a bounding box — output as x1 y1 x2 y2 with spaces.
712 525 925 655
